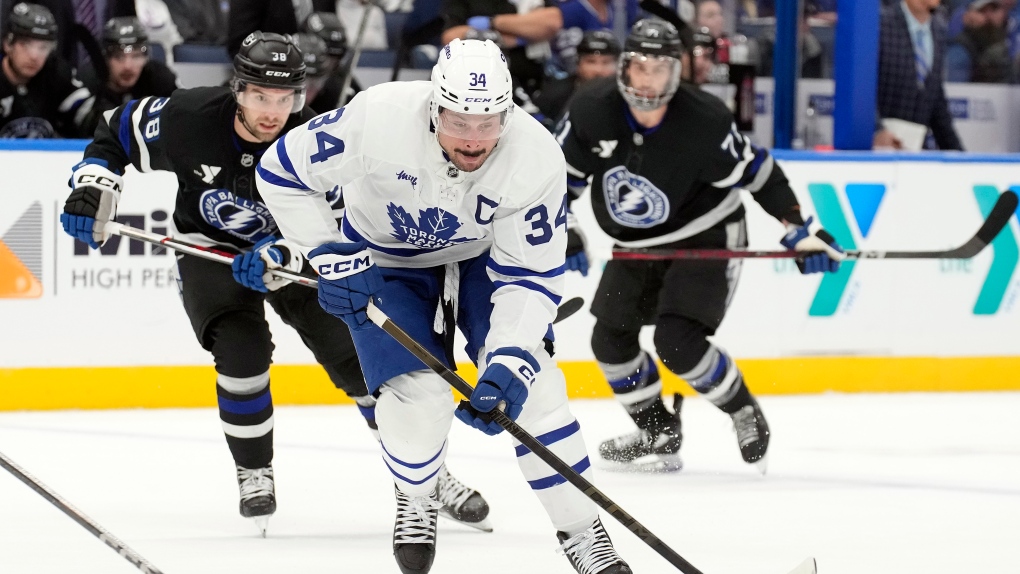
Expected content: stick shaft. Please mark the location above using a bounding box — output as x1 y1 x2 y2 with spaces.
0 450 165 574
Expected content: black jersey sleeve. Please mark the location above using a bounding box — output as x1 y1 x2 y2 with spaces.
47 59 99 138
701 121 802 224
554 109 600 200
83 95 175 175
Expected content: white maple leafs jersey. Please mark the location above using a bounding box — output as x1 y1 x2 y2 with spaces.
256 81 570 355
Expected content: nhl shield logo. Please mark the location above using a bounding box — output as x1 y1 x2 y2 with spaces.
602 166 669 228
241 153 254 167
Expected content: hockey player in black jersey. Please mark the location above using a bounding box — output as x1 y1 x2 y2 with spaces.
557 19 845 473
0 2 97 138
59 31 490 535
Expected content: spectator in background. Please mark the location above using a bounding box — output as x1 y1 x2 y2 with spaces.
0 2 97 137
441 0 551 94
947 0 1014 81
79 17 178 114
874 0 963 150
697 0 724 37
739 0 837 23
532 28 619 128
227 0 334 57
164 0 227 45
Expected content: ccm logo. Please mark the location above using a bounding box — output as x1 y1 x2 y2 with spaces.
265 71 291 77
317 254 372 276
77 174 121 192
464 98 491 102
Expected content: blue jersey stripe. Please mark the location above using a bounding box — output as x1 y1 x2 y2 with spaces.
492 279 563 305
527 456 590 490
487 259 565 279
275 136 309 190
117 100 136 157
256 163 310 190
515 420 580 457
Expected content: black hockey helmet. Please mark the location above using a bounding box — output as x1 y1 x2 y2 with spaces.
4 2 57 43
576 29 621 57
232 31 307 114
692 26 715 49
290 32 329 77
623 18 683 59
103 17 149 54
618 18 683 111
303 12 347 59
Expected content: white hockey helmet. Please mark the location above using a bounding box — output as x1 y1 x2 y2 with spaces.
430 38 515 140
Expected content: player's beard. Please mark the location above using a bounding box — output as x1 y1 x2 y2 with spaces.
446 142 499 172
237 109 284 142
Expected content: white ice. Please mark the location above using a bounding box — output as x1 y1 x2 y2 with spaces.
1 393 1018 574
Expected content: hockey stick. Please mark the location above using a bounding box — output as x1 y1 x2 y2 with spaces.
0 449 165 574
102 223 584 323
614 190 1018 261
365 301 818 574
338 0 378 107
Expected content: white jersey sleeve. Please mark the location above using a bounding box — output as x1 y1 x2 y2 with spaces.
255 102 368 255
484 163 568 356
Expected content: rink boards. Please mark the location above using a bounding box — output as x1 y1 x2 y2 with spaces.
1 143 1019 409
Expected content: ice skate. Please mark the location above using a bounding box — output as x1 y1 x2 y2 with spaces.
236 464 276 537
556 517 632 574
393 486 442 574
599 395 682 472
731 397 770 474
435 464 492 532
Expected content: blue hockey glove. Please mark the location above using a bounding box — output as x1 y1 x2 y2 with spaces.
308 241 384 331
565 211 589 276
780 216 846 274
467 15 492 30
60 162 123 249
232 236 304 292
455 348 539 436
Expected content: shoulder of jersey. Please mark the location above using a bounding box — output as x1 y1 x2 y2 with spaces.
357 80 432 111
673 83 734 128
567 77 618 121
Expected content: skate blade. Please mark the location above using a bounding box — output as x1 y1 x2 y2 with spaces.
600 453 683 474
753 453 769 475
438 509 493 532
784 557 816 574
253 515 270 538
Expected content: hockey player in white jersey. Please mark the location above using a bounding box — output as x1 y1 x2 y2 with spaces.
256 39 631 574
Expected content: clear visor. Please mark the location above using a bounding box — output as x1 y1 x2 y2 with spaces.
432 105 513 141
618 52 681 111
234 84 306 115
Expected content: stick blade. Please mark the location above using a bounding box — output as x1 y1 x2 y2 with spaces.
976 190 1018 245
554 297 585 324
784 557 817 574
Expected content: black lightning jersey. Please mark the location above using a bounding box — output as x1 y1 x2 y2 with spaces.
557 78 800 247
83 87 318 251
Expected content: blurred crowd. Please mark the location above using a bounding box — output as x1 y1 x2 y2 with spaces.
0 0 1011 146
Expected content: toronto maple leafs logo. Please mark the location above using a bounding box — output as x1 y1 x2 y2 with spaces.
387 203 474 249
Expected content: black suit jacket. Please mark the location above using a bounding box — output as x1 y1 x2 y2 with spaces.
877 4 963 150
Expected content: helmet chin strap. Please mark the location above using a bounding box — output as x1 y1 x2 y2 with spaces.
235 106 265 142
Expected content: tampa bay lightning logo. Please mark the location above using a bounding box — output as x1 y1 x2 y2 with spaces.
200 189 276 241
325 185 344 209
387 203 475 249
603 166 669 228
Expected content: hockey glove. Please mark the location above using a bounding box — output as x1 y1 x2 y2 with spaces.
565 211 590 276
455 347 539 436
232 236 304 292
308 241 384 331
59 162 123 249
780 216 846 274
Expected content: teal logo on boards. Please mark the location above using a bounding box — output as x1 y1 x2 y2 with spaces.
805 183 1019 316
